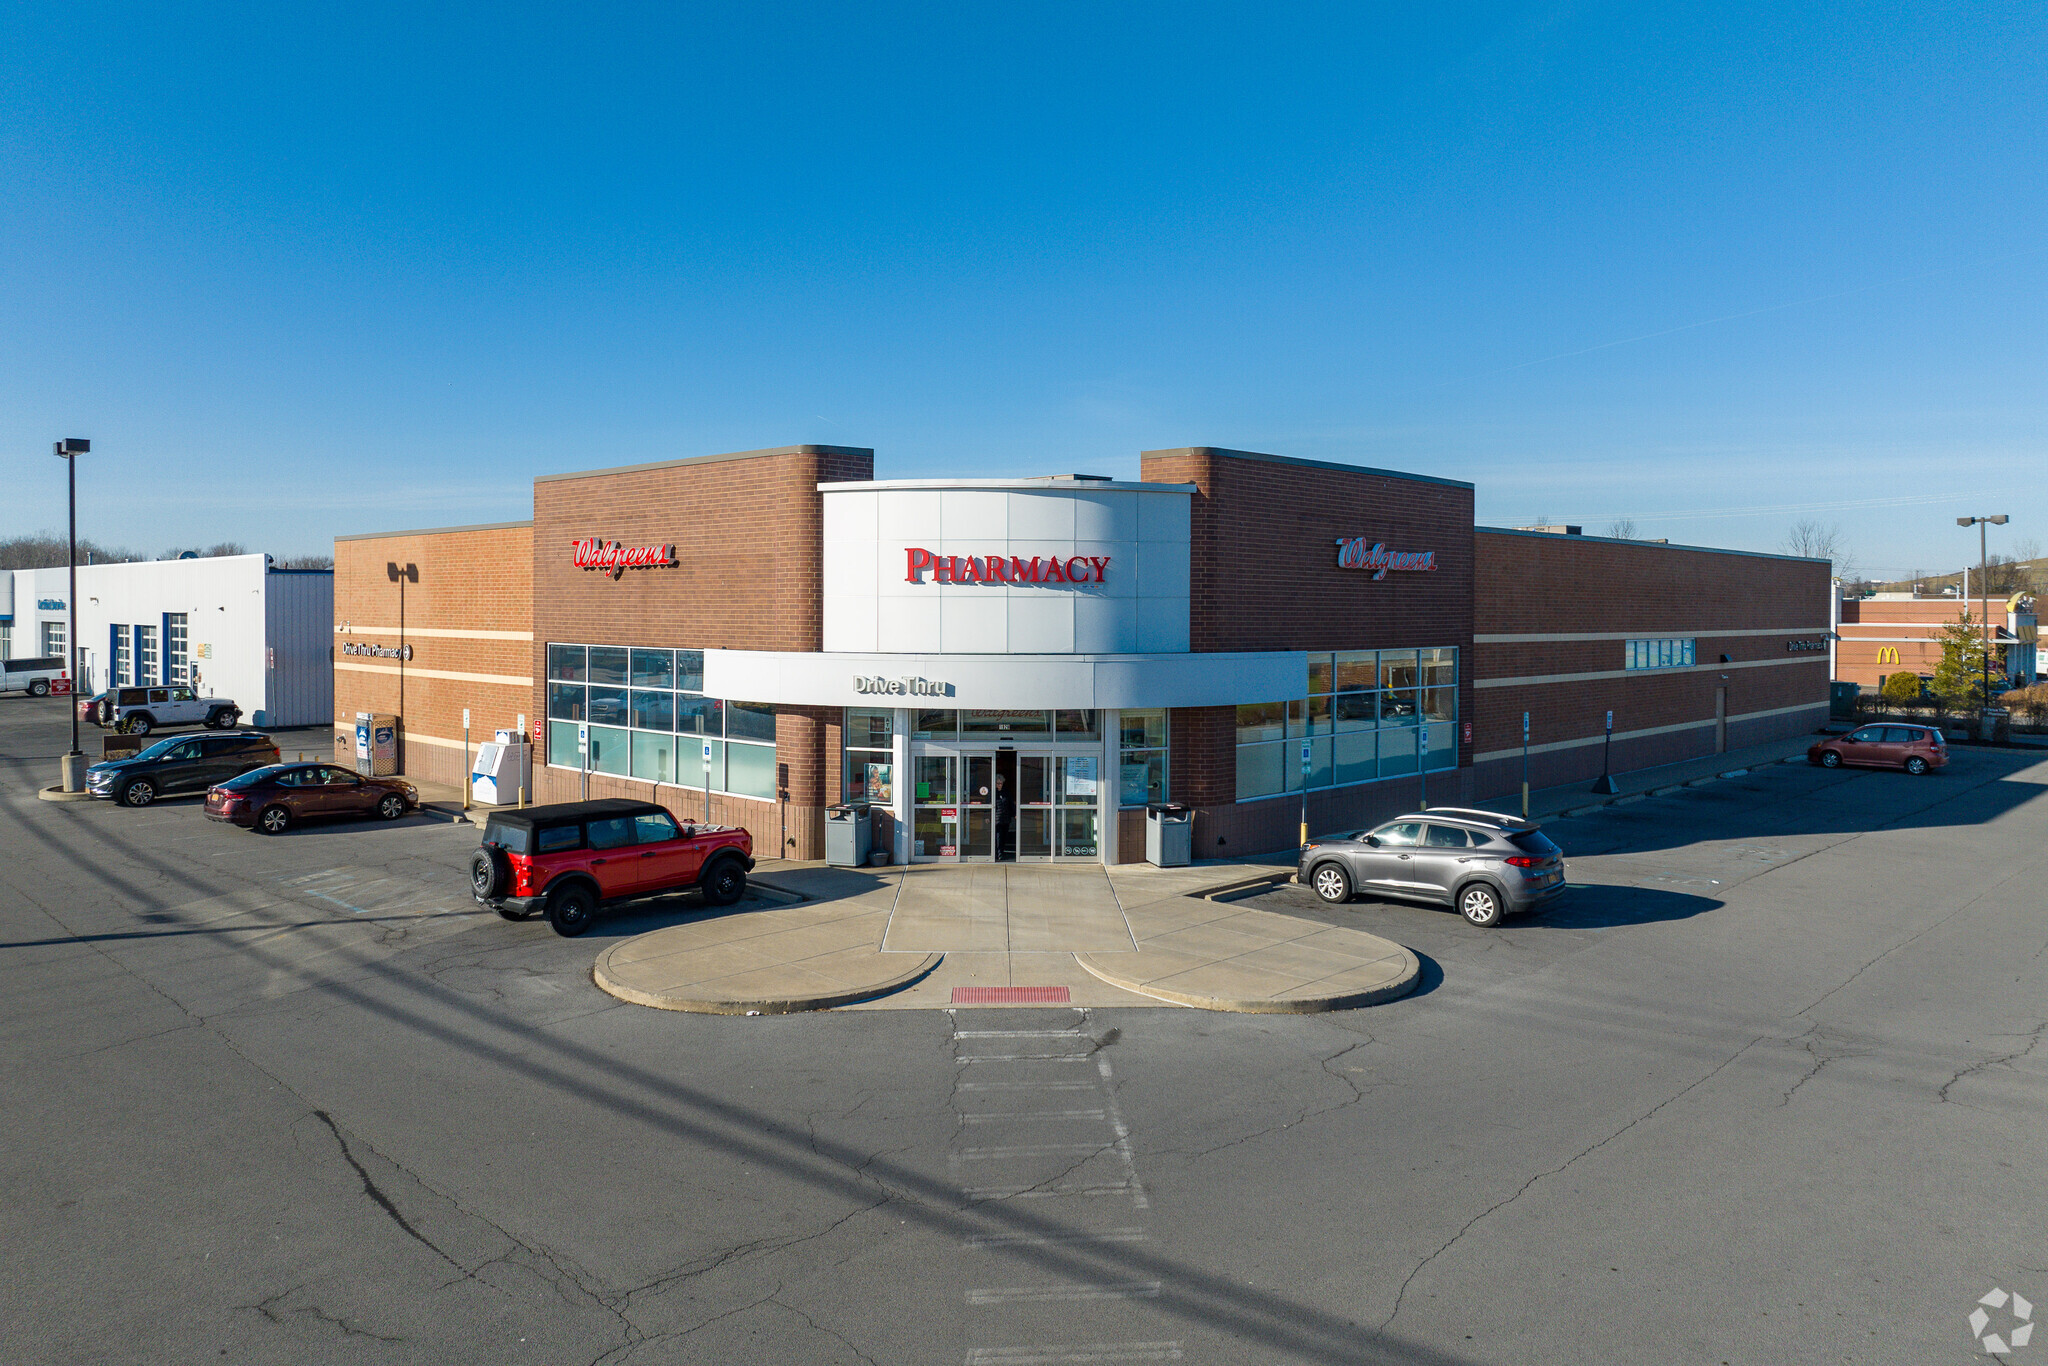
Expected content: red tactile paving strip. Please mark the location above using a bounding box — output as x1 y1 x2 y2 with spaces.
951 986 1072 1005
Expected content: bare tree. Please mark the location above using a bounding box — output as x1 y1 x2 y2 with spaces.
1606 517 1637 540
1783 520 1857 578
275 554 334 570
0 532 142 568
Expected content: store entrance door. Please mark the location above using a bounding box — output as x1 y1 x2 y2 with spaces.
912 745 1097 862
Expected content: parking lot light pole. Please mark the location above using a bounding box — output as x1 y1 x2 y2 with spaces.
54 439 89 792
1957 515 2008 716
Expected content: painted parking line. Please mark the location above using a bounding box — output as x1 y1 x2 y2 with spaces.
963 1343 1182 1364
967 1282 1161 1306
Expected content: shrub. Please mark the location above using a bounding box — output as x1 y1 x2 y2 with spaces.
1880 672 1923 702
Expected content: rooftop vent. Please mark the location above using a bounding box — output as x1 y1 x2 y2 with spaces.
1518 524 1582 536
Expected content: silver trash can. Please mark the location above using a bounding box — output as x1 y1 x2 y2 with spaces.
1145 803 1192 868
825 805 872 867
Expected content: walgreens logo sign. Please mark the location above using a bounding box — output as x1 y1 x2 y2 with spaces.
1334 538 1437 580
571 538 676 579
904 548 1109 584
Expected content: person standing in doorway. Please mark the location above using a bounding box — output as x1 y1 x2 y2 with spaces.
993 772 1014 861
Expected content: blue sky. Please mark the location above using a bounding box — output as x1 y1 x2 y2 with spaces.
2 3 2042 575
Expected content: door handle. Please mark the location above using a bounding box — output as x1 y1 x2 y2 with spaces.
592 858 608 865
640 851 657 859
1397 853 1411 860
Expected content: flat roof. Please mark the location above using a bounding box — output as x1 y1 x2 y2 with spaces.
819 478 1197 494
1141 446 1476 491
535 444 874 484
335 520 533 543
1476 525 1828 564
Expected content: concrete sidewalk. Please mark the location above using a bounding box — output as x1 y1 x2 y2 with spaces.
1460 731 1822 824
592 861 1417 1015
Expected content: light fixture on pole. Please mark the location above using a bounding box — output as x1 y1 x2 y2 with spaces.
53 439 89 793
1957 515 2009 711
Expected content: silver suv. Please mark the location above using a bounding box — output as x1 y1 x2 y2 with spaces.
1298 808 1567 927
101 685 242 735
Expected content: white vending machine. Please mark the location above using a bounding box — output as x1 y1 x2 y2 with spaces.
471 729 532 806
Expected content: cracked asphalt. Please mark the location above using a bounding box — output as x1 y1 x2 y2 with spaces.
4 698 2046 1364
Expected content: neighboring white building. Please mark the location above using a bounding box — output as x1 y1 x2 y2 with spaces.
0 556 333 727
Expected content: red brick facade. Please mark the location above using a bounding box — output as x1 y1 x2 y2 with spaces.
332 522 534 791
1139 448 1477 854
1470 529 1832 795
1835 596 2011 689
330 445 1834 864
529 446 873 858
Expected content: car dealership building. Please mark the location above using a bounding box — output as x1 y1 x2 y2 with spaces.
333 445 1832 862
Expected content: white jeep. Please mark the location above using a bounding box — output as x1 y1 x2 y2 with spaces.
101 685 242 735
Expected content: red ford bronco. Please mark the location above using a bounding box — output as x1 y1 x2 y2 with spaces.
469 798 754 937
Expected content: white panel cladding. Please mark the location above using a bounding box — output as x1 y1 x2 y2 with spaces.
704 649 1306 710
822 481 1191 655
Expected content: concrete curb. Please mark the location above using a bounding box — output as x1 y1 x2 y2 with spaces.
36 785 95 804
1074 946 1420 1014
1191 869 1298 902
592 947 944 1015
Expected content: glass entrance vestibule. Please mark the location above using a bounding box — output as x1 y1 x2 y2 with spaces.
911 747 1102 861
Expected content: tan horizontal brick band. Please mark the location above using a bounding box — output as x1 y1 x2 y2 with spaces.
1474 626 1830 643
1476 654 1826 689
333 626 533 640
1471 700 1827 763
335 661 533 687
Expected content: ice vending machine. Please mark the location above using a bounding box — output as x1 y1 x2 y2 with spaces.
354 712 399 777
471 729 532 806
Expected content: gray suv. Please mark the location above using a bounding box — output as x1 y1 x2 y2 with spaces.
1298 808 1567 927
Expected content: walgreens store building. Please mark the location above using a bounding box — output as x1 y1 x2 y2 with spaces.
334 444 1831 863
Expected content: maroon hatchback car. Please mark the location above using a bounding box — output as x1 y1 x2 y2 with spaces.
1808 724 1947 775
206 762 420 833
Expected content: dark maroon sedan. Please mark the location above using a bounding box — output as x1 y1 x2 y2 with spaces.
205 763 420 834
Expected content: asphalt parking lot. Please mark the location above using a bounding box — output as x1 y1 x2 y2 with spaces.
3 693 2045 1365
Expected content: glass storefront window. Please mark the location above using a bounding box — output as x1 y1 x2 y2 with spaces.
1334 650 1375 693
1236 741 1284 800
962 709 1050 735
545 642 783 802
914 709 955 739
1236 701 1285 745
1380 650 1418 691
629 689 674 731
725 742 777 800
847 708 893 749
547 644 586 682
587 686 628 726
547 719 581 768
1118 707 1168 809
1235 646 1458 798
632 730 676 783
1306 652 1333 695
547 682 585 721
1054 710 1100 741
631 649 674 689
677 649 705 692
844 708 894 805
675 695 723 737
1335 730 1375 785
589 724 630 776
726 700 777 743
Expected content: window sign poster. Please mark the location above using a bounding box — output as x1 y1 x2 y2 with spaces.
865 762 893 805
1120 762 1150 806
1065 755 1098 798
